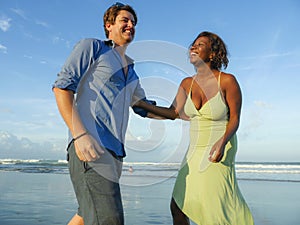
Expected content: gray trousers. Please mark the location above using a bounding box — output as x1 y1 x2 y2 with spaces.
67 141 124 225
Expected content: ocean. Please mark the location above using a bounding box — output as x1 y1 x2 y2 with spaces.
1 159 300 183
1 159 300 225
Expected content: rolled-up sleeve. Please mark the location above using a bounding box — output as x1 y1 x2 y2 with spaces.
132 79 146 102
52 38 102 92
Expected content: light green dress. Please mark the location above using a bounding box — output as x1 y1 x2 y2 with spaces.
172 73 254 225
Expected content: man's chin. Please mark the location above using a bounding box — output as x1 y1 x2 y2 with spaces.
123 33 134 40
124 38 134 45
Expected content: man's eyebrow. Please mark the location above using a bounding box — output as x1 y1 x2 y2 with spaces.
119 16 136 24
120 16 135 21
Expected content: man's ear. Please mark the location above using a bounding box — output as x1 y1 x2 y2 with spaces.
105 23 112 32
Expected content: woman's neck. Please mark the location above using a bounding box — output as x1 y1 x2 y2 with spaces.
196 65 214 77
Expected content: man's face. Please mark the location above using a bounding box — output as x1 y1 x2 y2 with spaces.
106 10 136 46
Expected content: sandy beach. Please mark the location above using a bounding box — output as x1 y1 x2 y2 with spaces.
0 171 299 225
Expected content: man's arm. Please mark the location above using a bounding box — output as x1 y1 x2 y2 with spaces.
53 87 103 161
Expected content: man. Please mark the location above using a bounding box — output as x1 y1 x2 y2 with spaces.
53 3 153 225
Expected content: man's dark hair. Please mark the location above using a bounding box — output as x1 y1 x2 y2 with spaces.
103 3 137 38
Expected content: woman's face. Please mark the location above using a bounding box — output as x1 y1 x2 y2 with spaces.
189 36 212 67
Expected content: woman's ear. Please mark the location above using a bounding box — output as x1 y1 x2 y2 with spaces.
210 52 216 61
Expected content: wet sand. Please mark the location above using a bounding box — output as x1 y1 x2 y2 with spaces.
0 172 299 225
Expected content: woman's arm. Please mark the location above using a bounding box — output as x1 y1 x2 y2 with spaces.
136 101 178 120
209 74 242 162
135 78 190 120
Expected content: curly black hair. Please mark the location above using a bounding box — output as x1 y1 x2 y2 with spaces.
192 31 229 70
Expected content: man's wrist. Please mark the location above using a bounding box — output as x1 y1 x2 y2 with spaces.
73 131 88 141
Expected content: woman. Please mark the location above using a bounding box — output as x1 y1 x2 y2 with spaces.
135 31 254 225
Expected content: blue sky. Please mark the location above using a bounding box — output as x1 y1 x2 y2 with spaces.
0 0 299 162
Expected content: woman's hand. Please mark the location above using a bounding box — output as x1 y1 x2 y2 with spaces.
209 137 225 163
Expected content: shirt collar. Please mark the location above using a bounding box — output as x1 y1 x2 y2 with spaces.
104 39 115 47
104 39 134 65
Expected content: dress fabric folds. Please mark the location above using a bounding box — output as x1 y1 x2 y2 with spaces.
172 74 254 225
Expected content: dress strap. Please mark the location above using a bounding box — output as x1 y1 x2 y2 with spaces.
218 71 222 89
218 71 226 103
189 77 195 94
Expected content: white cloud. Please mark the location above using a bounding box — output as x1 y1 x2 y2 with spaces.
0 97 66 139
0 44 7 54
35 20 49 28
254 100 273 109
0 108 13 114
52 35 71 48
0 17 11 32
232 52 293 61
239 100 273 140
23 54 33 59
10 8 27 19
0 131 66 159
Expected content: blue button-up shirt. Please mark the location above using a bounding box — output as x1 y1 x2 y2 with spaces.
53 38 146 157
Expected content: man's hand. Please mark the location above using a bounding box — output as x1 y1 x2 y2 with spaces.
74 133 105 161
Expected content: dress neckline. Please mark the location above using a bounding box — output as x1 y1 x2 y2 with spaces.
187 91 222 112
188 71 222 111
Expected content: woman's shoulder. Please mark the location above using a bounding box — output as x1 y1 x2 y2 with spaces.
220 72 240 92
181 76 194 85
180 76 194 90
220 71 235 79
220 72 238 84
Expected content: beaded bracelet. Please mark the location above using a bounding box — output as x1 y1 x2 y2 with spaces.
73 131 88 141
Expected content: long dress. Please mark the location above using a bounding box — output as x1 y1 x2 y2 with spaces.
172 73 254 225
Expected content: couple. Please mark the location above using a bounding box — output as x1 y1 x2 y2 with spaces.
53 2 254 225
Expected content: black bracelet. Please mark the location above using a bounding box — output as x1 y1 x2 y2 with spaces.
73 132 88 141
